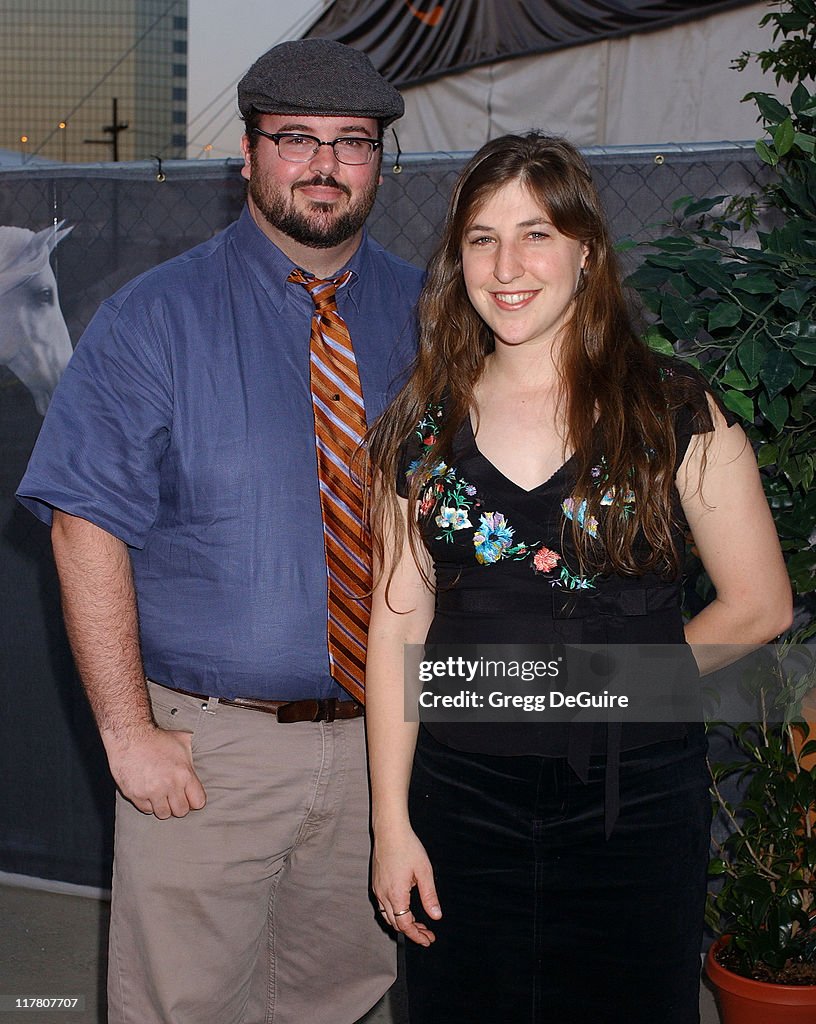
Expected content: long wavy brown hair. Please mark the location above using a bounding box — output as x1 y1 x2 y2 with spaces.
366 132 700 587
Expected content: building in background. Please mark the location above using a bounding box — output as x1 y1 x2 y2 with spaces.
0 0 188 164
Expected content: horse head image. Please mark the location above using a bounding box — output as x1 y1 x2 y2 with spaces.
0 222 73 415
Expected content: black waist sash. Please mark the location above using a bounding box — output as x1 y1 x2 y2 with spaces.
433 583 684 837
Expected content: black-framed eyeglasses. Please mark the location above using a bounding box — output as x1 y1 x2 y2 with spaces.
251 129 382 165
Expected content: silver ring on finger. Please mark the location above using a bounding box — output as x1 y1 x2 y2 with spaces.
394 908 411 917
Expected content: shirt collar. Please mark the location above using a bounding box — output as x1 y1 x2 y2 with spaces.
234 205 369 314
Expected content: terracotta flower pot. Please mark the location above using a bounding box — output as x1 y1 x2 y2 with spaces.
705 937 816 1023
792 693 816 771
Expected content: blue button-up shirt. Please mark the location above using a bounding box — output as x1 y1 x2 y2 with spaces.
18 207 423 699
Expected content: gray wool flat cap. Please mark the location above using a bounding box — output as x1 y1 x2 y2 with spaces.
238 38 404 127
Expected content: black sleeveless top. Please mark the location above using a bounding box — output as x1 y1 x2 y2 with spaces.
397 361 733 766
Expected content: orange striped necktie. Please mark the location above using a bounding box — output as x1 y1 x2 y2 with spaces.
288 267 371 704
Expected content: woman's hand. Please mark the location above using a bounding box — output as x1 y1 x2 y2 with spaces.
373 822 442 946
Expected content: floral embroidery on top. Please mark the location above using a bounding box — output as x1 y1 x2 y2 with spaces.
436 506 472 532
557 458 639 588
561 496 600 539
428 468 479 544
404 402 598 587
427 472 537 566
533 546 561 574
473 512 535 564
405 405 445 486
406 405 542 564
562 457 636 539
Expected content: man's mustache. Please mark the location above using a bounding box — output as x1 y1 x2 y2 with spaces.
293 175 351 198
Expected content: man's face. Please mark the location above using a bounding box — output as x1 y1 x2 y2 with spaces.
241 114 382 250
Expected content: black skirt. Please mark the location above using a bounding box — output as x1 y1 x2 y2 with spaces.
405 724 711 1024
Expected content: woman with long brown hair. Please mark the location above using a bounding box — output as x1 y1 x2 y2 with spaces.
364 133 790 1023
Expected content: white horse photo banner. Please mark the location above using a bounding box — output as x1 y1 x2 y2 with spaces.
0 222 73 416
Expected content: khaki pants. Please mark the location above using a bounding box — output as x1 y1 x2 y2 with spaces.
107 682 395 1024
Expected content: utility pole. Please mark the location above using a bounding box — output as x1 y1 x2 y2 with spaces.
83 98 129 161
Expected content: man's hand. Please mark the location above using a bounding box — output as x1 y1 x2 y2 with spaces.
103 724 207 819
51 513 207 820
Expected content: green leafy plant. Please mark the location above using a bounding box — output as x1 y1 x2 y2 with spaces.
628 0 816 984
627 1 816 599
707 642 816 983
733 0 816 86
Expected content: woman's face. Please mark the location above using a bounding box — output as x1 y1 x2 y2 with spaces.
460 179 587 354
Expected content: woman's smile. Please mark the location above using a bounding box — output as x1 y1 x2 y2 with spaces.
461 179 587 351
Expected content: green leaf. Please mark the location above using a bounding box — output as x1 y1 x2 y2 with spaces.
646 253 694 271
615 237 638 252
756 139 778 166
778 288 809 313
778 11 814 33
746 92 790 124
790 363 814 390
762 350 798 400
777 176 816 218
640 291 662 316
782 320 816 342
791 82 810 115
660 293 699 340
783 452 816 491
696 227 729 243
730 247 784 267
759 391 790 433
708 303 743 332
721 389 755 423
683 196 728 217
732 274 777 294
651 236 697 253
793 131 816 154
757 443 779 469
788 551 816 596
644 329 675 356
625 265 672 289
792 340 816 366
668 273 696 299
721 368 754 391
773 117 795 157
738 338 768 378
685 261 734 293
782 322 816 364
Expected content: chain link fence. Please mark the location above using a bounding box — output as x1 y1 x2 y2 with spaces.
0 142 770 340
0 142 772 885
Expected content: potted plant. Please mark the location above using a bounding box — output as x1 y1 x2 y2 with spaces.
705 639 816 1021
627 1 816 1017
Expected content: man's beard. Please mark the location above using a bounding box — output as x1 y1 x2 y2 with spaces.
249 157 379 250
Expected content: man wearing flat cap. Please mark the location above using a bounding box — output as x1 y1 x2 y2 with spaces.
18 38 422 1024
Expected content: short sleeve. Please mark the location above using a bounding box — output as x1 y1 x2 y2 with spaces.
396 433 424 499
661 359 738 471
16 296 173 548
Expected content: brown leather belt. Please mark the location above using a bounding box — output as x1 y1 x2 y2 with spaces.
166 686 363 723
